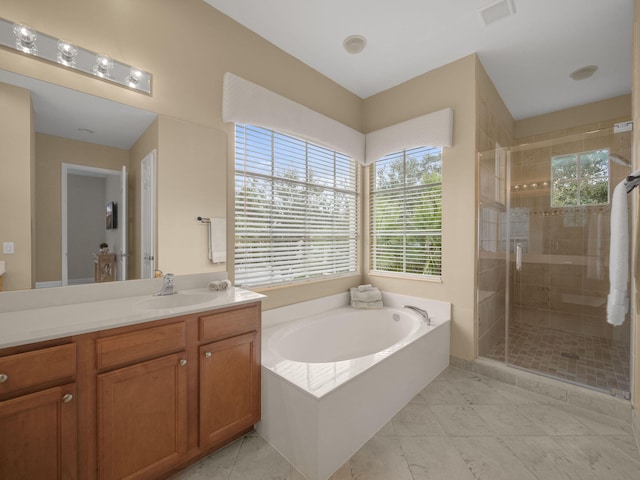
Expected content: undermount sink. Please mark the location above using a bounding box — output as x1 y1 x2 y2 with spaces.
140 292 214 309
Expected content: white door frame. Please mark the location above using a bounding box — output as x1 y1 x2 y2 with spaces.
140 150 157 279
61 163 122 286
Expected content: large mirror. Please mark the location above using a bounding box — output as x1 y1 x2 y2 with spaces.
0 69 158 291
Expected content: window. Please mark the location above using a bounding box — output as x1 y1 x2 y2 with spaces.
551 149 609 207
370 146 442 278
234 124 358 287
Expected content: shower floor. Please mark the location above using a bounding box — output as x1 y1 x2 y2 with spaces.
485 322 630 395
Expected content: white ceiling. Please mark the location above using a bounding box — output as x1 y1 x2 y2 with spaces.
0 70 157 150
203 0 633 120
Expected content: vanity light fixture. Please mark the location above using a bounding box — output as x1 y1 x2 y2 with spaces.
0 16 152 94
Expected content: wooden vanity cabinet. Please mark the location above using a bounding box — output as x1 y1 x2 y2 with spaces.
0 301 261 480
0 343 78 480
198 303 261 448
89 301 261 480
95 322 189 480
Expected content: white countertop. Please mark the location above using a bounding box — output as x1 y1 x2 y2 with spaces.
0 286 265 349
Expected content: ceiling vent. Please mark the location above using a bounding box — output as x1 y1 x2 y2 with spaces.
479 0 516 26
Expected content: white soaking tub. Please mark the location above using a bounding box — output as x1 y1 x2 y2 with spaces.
257 292 451 480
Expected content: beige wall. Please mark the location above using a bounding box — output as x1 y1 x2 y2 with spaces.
2 0 637 382
515 95 632 140
156 116 228 276
2 0 363 304
362 55 478 361
1 1 362 132
0 82 33 290
34 134 129 284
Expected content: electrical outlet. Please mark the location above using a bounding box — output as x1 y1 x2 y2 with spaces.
3 242 14 254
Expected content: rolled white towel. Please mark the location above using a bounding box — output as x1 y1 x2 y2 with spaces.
208 280 232 291
350 287 382 303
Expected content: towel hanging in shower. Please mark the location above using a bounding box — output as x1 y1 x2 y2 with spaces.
607 168 640 325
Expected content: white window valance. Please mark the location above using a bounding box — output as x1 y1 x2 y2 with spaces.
364 108 453 165
222 72 365 164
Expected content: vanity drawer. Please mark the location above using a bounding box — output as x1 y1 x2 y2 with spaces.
0 343 76 396
96 322 187 370
199 303 260 342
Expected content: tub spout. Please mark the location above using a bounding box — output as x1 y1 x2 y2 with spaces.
403 305 431 325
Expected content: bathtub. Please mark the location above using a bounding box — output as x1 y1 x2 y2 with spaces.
257 292 451 480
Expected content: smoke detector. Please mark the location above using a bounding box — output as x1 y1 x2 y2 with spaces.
343 35 367 55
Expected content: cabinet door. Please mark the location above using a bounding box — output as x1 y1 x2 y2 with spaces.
199 331 260 447
0 384 77 480
97 353 188 480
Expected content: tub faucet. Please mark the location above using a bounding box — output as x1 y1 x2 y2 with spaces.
154 273 176 296
403 305 431 325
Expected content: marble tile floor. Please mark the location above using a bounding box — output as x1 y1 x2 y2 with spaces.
172 366 640 480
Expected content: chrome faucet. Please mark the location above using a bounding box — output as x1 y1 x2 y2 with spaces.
154 273 176 296
403 305 431 325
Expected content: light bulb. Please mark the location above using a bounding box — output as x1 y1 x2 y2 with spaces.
93 54 114 78
126 67 145 87
57 41 78 66
13 24 37 54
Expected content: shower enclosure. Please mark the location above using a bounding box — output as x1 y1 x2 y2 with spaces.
477 125 632 397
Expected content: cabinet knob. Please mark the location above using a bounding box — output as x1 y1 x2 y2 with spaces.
62 393 73 403
204 352 212 358
0 373 7 383
179 359 187 366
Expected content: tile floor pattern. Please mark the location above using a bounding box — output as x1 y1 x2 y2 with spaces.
486 322 631 394
172 367 640 480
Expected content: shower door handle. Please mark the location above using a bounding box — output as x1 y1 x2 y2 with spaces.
515 243 522 271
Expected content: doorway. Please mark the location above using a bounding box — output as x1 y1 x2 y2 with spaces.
61 163 127 285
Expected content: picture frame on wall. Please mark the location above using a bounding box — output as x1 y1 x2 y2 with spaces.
106 201 118 229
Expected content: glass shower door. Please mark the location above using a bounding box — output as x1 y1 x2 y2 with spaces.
479 126 632 397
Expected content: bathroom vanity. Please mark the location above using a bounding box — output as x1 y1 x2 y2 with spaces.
0 285 263 480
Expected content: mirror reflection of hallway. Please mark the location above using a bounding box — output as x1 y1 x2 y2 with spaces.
61 163 127 286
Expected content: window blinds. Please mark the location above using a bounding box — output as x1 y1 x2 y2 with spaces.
235 124 358 287
370 146 442 278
